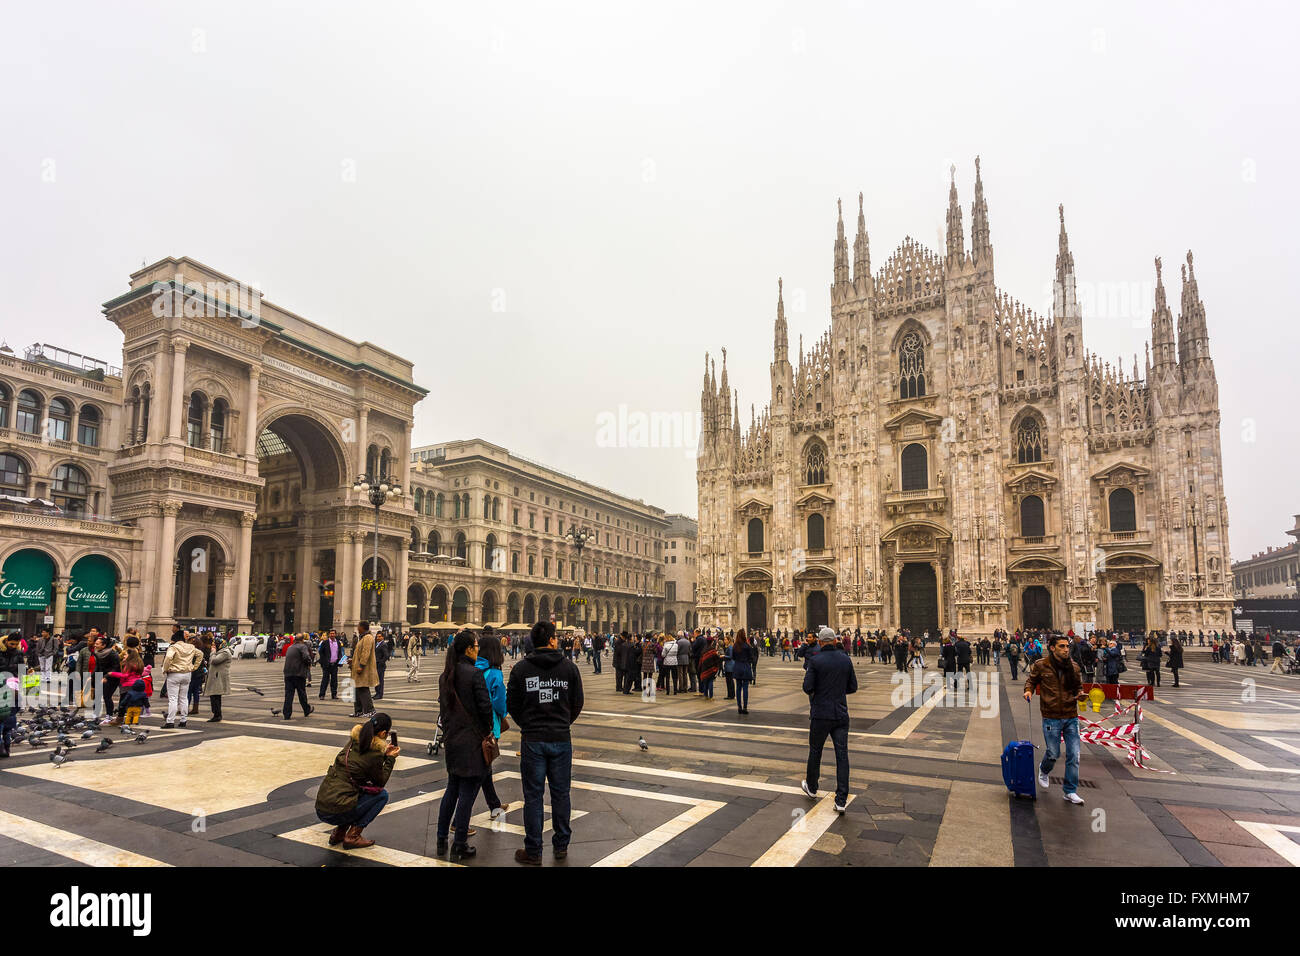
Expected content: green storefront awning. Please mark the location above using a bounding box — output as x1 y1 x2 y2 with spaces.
0 549 54 610
68 555 116 613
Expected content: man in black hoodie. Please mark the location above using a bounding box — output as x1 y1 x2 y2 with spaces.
507 620 584 865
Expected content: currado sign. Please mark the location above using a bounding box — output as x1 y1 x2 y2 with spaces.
68 555 116 613
0 549 54 610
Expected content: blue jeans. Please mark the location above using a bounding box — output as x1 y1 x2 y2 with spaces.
700 676 715 699
592 653 602 674
736 679 750 709
520 740 572 855
317 789 389 829
1040 716 1081 796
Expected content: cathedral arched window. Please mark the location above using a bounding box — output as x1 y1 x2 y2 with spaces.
900 443 928 491
807 513 825 551
1020 495 1045 537
899 330 926 398
804 441 828 485
747 517 764 554
1015 417 1044 464
1108 488 1136 532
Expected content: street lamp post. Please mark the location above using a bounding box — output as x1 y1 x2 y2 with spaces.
352 471 402 627
565 525 594 629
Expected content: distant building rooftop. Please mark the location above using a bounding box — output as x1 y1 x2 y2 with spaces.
20 342 121 379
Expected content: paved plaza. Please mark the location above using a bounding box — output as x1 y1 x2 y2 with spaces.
1 650 1299 868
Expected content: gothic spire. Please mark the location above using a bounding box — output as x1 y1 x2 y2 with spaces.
1178 249 1212 370
833 199 850 286
970 156 991 264
1055 203 1074 280
774 277 788 361
946 165 965 268
1151 256 1177 369
853 192 870 281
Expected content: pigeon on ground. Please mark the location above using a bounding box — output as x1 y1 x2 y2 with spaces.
27 737 45 748
49 748 69 768
637 736 649 751
134 731 149 744
271 709 281 716
120 725 136 737
95 738 113 754
80 729 95 740
246 686 265 696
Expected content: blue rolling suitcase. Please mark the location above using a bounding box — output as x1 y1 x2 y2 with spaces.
1002 696 1037 799
1001 740 1036 799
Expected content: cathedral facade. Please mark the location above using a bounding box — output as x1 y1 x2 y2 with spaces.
696 161 1234 637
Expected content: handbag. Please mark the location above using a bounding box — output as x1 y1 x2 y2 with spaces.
449 672 499 765
344 741 383 795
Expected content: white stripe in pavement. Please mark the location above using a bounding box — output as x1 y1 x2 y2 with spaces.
1233 821 1300 866
1144 712 1300 774
1254 736 1300 758
561 756 805 795
592 798 725 867
752 794 854 866
0 809 170 867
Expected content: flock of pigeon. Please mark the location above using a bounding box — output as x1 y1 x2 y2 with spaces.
12 705 149 769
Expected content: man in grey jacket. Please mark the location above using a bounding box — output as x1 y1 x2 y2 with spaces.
282 638 315 720
34 629 59 682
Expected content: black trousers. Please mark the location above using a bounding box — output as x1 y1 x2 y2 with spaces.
283 676 309 717
210 694 223 719
436 772 484 845
353 685 373 716
724 673 735 698
376 665 386 700
319 663 339 699
807 718 850 803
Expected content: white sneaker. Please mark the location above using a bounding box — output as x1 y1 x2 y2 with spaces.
1064 792 1085 805
800 780 817 799
1037 771 1050 790
833 800 847 813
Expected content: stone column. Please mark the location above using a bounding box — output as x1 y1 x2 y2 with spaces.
295 538 314 633
52 578 69 633
236 511 255 632
114 583 130 637
244 368 261 458
167 338 189 441
356 408 369 478
219 567 238 627
158 500 181 622
351 531 365 626
932 559 944 632
335 531 354 628
892 561 902 630
397 543 410 628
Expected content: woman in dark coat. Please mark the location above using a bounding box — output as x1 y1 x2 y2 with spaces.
436 629 493 861
732 629 756 715
1166 635 1184 687
1140 637 1162 688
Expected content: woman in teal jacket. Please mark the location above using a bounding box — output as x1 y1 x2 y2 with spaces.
475 634 511 818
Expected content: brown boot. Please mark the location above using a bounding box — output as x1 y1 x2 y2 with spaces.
342 826 374 850
328 824 347 846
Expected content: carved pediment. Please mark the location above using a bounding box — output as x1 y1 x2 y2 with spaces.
882 408 944 434
1006 468 1058 493
1090 461 1151 485
794 490 835 513
1007 556 1066 572
735 497 773 518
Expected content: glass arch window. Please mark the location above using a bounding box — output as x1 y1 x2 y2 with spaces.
16 390 41 435
900 443 928 491
899 330 926 399
1108 488 1136 532
209 400 226 452
0 454 28 494
1015 417 1044 464
747 517 764 553
187 393 206 448
77 405 100 446
807 513 825 550
48 398 72 441
805 441 828 485
52 464 89 515
1020 495 1045 537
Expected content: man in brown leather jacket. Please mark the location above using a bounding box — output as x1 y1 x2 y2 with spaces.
1023 634 1088 805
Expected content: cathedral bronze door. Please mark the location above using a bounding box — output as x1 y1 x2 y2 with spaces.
1111 583 1146 633
899 563 938 635
746 592 767 630
806 591 828 630
1021 585 1051 630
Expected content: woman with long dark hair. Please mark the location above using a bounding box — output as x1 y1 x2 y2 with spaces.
476 633 511 819
314 712 399 850
436 629 493 861
732 628 756 715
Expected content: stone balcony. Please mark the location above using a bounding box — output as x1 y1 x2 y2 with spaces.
738 550 772 568
1009 533 1060 552
0 505 142 544
1098 529 1152 547
884 486 947 517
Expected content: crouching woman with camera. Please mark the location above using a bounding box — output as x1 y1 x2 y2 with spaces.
314 713 399 850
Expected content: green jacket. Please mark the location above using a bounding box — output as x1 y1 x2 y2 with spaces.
314 724 396 816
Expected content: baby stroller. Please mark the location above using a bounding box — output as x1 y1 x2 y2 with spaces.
1284 654 1300 676
427 713 445 756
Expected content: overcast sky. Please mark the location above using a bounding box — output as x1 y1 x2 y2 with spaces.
2 1 1295 561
